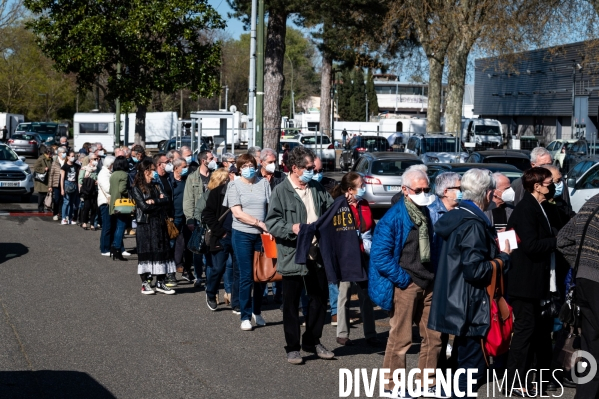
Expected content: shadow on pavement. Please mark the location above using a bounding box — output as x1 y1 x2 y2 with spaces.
0 370 116 398
0 243 28 265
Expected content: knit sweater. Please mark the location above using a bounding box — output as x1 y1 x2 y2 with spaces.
557 193 599 283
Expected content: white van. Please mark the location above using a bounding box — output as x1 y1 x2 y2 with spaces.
461 118 503 150
73 113 116 152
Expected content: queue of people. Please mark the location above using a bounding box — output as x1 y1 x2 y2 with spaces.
33 141 599 398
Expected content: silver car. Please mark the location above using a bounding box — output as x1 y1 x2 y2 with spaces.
0 143 34 202
294 133 336 171
352 152 423 208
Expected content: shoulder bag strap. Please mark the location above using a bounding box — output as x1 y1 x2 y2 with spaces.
487 259 498 300
574 207 599 277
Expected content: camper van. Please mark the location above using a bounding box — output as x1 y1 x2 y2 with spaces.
460 118 503 150
74 113 116 152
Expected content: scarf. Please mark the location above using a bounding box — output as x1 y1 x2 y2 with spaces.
404 198 431 263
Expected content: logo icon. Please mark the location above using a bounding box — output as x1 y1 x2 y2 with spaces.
571 350 598 385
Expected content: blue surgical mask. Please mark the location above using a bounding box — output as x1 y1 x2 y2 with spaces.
185 156 192 164
299 169 314 183
181 168 189 176
60 153 66 159
312 173 323 182
355 187 366 200
132 157 139 163
554 181 564 197
241 167 256 179
152 171 159 180
455 190 463 201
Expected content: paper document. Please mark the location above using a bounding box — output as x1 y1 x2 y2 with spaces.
497 230 518 251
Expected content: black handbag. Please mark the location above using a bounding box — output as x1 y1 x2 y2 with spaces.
558 207 599 326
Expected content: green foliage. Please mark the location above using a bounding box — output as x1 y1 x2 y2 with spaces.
337 67 369 121
24 0 226 107
366 69 378 117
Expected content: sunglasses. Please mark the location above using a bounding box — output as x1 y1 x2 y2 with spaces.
405 186 431 194
314 169 323 174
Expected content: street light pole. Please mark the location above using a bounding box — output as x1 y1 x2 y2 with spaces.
247 0 257 148
365 81 369 122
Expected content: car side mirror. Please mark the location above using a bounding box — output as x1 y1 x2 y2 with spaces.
567 177 576 188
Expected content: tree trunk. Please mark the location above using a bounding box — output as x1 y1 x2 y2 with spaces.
134 103 147 147
263 9 287 152
445 44 470 136
320 53 332 139
426 57 444 133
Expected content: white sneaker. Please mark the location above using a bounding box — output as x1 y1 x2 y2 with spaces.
70 220 77 225
252 313 266 326
60 219 68 225
53 215 59 221
101 252 111 256
122 251 131 257
240 320 253 331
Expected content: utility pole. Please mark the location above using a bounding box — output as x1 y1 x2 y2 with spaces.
224 85 229 110
180 90 183 119
247 0 257 148
255 0 265 147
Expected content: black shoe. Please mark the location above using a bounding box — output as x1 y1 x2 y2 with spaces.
544 381 558 392
206 295 217 311
165 273 178 287
111 246 127 261
181 271 195 283
232 307 241 315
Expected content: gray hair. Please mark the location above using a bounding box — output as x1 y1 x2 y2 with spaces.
260 148 277 161
406 164 428 174
530 147 552 164
122 147 131 156
462 169 495 205
247 146 261 157
57 146 66 154
166 149 180 160
402 169 429 188
90 144 98 153
95 142 103 147
434 172 461 197
221 152 235 161
179 146 191 155
172 158 185 169
103 155 116 169
492 172 510 187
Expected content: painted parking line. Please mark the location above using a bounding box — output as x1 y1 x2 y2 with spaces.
0 211 53 217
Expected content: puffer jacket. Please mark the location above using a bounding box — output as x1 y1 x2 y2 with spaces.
130 183 169 224
368 198 414 311
265 177 333 276
428 200 510 337
48 158 64 188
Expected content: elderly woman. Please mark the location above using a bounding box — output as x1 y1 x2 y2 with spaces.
33 147 54 212
223 153 271 331
97 156 115 255
428 169 511 397
506 167 557 396
49 146 67 220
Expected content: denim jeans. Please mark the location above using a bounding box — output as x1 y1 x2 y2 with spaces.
224 255 233 294
52 188 63 217
231 229 265 321
111 213 128 251
328 283 339 316
206 234 237 304
263 281 282 301
61 191 79 221
99 204 112 253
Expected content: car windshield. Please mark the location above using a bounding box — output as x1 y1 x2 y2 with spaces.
36 133 54 141
474 125 501 135
361 138 389 151
279 141 301 151
422 138 458 153
0 145 19 161
482 157 530 171
300 135 331 145
31 123 58 133
16 123 30 131
371 160 423 175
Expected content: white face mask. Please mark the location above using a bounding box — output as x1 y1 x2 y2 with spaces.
207 159 217 170
165 163 174 173
501 187 515 203
97 150 104 156
264 163 276 174
408 192 435 207
68 156 75 162
91 160 98 167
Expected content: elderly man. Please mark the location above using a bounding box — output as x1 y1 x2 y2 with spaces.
248 146 262 167
58 136 71 153
369 168 444 398
221 152 237 181
260 148 285 189
166 149 181 163
429 169 510 398
313 157 337 193
484 172 515 232
179 146 199 173
265 146 335 365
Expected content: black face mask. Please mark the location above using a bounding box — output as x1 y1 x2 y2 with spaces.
544 182 556 200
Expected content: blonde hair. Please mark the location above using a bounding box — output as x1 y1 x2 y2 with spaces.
208 168 229 190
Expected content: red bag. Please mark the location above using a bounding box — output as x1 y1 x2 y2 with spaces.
483 259 513 357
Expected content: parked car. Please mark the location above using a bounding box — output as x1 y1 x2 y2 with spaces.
429 163 523 193
159 137 211 154
465 150 531 171
340 135 390 171
405 133 468 164
0 143 34 202
351 152 423 208
567 161 599 213
564 156 599 181
294 133 336 170
7 133 44 157
545 139 577 169
278 139 302 167
16 122 60 146
561 138 599 173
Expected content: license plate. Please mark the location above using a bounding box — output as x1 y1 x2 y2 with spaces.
0 182 20 187
387 186 402 191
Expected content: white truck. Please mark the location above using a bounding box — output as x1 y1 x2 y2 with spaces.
0 113 25 140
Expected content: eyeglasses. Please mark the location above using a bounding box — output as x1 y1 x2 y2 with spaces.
301 166 315 171
241 163 254 169
405 186 431 194
447 186 461 191
314 169 323 174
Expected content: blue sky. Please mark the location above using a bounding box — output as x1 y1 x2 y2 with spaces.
208 0 246 39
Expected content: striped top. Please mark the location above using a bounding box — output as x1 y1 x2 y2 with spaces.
223 177 271 234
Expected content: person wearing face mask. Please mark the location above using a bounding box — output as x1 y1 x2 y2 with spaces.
179 146 199 174
33 147 54 213
313 157 337 193
221 152 237 181
265 146 335 364
97 156 116 255
108 156 132 261
60 151 81 225
484 172 515 233
541 164 573 229
259 148 285 190
169 158 195 284
505 167 559 396
223 153 271 330
428 169 511 399
369 168 444 397
49 146 67 220
247 146 261 168
78 154 99 230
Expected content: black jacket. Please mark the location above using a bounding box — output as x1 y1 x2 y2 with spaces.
265 170 286 190
506 191 557 299
428 200 510 337
131 183 170 224
201 183 231 252
295 195 367 283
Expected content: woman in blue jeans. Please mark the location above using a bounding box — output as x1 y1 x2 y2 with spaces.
97 156 116 256
223 153 271 331
109 156 131 261
202 168 238 311
60 151 81 225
